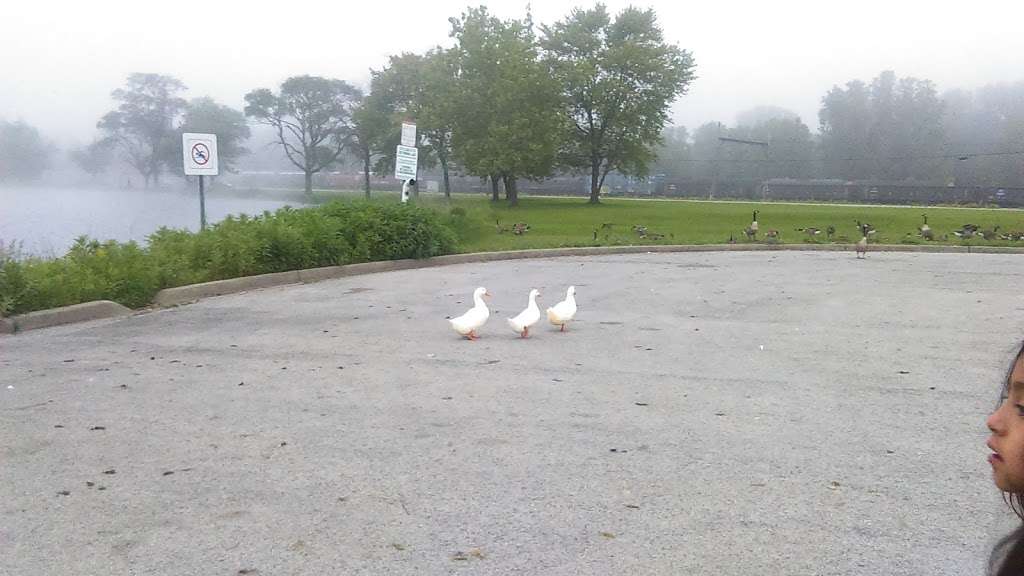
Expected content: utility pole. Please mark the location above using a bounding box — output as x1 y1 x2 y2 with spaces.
710 129 768 200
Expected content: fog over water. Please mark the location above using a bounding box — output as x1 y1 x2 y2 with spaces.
0 186 303 257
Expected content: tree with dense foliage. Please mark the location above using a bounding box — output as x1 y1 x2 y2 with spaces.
651 125 692 182
343 92 399 199
244 75 361 194
370 50 461 198
0 120 52 182
98 73 187 188
177 97 251 173
70 138 113 179
942 81 1024 187
541 4 696 203
448 6 565 205
819 70 945 182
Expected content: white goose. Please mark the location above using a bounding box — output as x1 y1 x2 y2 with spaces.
546 285 577 332
507 289 541 338
449 287 490 340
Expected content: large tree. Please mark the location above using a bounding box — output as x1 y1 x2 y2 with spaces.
70 138 113 179
244 75 360 194
652 125 692 182
98 73 187 188
735 106 799 128
689 118 815 187
819 71 945 182
756 117 816 180
371 50 460 198
943 82 1024 187
449 7 565 206
346 94 392 198
0 120 52 182
541 4 696 203
177 97 251 174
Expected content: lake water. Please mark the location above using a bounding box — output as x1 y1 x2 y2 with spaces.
0 186 305 257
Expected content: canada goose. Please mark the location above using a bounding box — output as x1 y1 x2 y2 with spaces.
954 223 980 239
743 210 759 240
496 219 509 234
764 229 781 244
953 227 975 240
855 220 877 235
796 227 822 239
979 225 1001 240
918 215 933 240
826 225 836 241
855 225 868 259
513 222 530 235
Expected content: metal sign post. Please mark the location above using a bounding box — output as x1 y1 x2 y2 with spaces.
182 133 219 231
397 122 418 202
395 144 418 203
199 175 207 230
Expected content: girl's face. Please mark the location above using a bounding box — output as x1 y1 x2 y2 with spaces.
987 355 1024 492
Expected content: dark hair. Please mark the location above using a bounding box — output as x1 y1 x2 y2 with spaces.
990 342 1024 575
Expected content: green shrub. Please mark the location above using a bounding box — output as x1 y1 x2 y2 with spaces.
0 201 458 316
321 201 457 261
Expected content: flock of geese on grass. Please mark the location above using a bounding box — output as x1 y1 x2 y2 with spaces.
734 210 1020 257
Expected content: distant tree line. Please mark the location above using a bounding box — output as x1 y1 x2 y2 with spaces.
651 71 1024 188
4 8 1022 199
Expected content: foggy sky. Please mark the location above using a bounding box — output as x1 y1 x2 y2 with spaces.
3 0 1022 147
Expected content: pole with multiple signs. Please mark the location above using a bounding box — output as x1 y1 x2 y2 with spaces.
182 133 219 231
396 122 418 202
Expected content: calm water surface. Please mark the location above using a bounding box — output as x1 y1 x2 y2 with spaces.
1 186 304 257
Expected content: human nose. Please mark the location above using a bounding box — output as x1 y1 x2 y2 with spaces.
988 403 1006 433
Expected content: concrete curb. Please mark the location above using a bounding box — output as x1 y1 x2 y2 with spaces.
147 243 1024 307
153 270 302 307
5 243 1023 334
1 300 131 333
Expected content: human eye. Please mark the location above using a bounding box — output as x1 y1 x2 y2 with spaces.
1016 404 1024 417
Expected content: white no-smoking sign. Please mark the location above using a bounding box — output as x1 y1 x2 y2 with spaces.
182 133 219 175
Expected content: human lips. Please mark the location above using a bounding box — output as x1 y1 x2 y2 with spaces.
988 441 1004 464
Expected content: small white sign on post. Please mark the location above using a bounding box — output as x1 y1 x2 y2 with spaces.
395 145 418 180
401 122 417 147
182 133 219 176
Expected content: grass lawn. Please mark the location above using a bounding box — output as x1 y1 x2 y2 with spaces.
304 189 1024 253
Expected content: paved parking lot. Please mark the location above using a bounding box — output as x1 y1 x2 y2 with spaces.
2 251 1020 575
